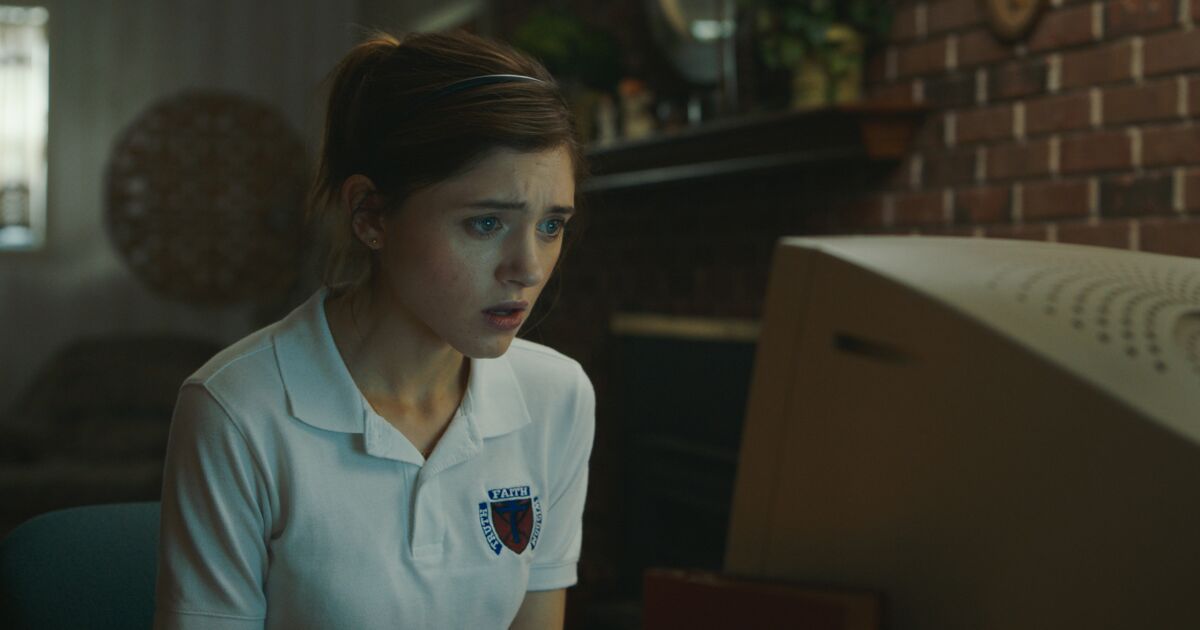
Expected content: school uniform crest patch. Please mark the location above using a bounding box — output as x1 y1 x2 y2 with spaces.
478 485 542 556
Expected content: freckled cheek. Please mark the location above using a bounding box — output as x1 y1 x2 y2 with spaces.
402 242 487 307
539 246 564 285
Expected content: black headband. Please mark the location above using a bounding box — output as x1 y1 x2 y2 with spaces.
406 73 547 111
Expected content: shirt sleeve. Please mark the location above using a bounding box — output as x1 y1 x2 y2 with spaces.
527 363 597 591
153 382 270 630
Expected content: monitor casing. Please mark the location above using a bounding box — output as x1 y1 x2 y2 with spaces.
725 236 1200 629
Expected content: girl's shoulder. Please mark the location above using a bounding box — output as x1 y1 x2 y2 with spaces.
183 320 282 392
499 339 594 442
503 337 589 388
505 337 575 364
175 313 298 424
183 288 321 398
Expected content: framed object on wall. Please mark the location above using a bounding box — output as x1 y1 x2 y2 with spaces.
981 0 1048 42
104 90 307 306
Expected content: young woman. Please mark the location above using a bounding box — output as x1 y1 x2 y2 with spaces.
153 29 595 630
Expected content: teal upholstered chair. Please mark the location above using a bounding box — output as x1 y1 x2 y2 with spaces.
0 501 160 630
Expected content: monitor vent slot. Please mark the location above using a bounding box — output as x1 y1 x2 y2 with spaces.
833 332 911 364
987 259 1200 376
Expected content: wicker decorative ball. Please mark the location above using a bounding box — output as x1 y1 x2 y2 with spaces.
105 90 308 305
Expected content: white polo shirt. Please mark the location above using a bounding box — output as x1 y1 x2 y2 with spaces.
153 285 596 630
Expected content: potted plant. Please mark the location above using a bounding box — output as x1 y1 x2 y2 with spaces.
740 0 893 109
511 8 624 142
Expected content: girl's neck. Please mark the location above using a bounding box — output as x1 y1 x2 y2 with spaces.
325 283 468 417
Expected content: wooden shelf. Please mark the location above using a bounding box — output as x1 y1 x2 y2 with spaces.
581 103 927 193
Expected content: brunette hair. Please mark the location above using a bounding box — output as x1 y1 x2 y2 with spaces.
306 28 589 294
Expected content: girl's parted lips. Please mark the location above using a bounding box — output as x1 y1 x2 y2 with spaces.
484 300 529 312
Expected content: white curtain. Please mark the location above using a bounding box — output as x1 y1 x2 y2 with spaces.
0 5 47 246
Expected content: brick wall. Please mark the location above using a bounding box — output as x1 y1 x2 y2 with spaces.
845 0 1200 257
503 0 1200 617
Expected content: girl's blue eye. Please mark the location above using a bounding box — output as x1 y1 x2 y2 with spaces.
540 218 565 237
469 217 502 236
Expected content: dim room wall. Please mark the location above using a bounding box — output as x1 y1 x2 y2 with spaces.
0 0 358 415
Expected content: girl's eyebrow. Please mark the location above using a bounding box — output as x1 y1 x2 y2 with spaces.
466 199 575 215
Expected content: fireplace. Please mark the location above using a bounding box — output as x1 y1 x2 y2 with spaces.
607 313 759 598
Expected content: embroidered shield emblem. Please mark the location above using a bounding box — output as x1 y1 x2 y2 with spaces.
478 485 543 556
492 498 532 554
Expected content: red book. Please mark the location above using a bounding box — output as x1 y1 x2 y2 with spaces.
642 568 880 630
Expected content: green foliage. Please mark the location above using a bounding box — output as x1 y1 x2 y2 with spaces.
511 9 624 92
740 0 893 71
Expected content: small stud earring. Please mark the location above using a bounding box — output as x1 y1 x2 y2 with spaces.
369 238 379 248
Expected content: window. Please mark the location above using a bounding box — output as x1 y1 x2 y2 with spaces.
0 5 47 251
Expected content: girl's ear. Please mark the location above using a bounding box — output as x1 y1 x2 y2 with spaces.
339 173 377 216
341 174 385 248
354 207 391 248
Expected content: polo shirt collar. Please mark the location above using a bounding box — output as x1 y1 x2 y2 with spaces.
272 286 533 440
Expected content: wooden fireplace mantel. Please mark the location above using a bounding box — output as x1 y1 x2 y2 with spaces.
581 103 927 193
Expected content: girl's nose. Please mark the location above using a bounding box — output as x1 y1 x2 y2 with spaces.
499 230 545 288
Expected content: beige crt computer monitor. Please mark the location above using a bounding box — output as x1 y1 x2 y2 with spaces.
724 236 1200 630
